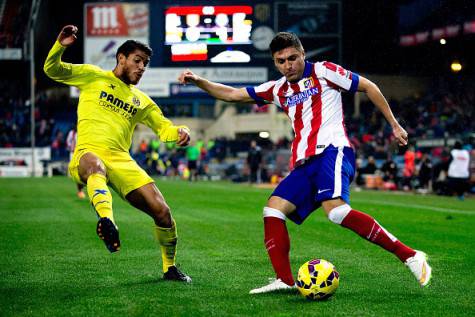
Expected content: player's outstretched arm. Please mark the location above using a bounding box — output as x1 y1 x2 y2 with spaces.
44 25 97 87
143 107 191 147
357 76 408 146
178 69 254 103
44 25 79 79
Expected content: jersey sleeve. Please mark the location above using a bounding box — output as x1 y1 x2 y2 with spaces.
321 61 359 93
245 81 276 106
142 104 189 143
43 40 101 88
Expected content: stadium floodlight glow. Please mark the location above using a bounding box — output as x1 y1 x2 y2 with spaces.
450 61 462 72
440 38 446 45
259 131 270 139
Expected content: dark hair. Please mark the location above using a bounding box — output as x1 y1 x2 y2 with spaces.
116 40 152 63
269 32 304 55
454 141 463 149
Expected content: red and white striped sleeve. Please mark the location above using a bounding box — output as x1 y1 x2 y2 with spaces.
320 61 360 93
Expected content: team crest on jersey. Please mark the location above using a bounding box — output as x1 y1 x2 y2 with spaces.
132 96 140 106
303 77 314 89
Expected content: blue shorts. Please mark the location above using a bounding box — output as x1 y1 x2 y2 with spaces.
271 145 355 224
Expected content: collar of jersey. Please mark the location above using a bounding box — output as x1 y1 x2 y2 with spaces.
288 61 313 84
302 61 313 78
108 71 132 88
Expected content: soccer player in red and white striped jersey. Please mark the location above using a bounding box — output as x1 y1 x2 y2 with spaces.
179 32 431 293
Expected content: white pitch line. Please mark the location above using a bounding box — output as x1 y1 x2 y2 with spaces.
352 199 475 215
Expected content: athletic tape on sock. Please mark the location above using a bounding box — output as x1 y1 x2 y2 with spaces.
263 207 287 220
328 204 352 224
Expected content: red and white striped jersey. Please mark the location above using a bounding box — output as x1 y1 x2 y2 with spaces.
246 61 359 169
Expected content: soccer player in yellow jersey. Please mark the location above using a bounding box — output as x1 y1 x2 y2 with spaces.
44 25 191 282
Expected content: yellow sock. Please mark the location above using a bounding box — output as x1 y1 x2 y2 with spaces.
87 173 114 223
155 219 177 272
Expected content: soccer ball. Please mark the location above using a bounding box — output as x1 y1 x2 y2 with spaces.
296 259 340 300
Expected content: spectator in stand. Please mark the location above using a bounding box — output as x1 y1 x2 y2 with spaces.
447 141 470 200
186 142 200 181
135 139 148 169
147 139 160 175
361 156 378 174
416 154 432 194
381 155 398 190
402 145 416 191
66 125 85 199
51 130 65 160
247 140 262 184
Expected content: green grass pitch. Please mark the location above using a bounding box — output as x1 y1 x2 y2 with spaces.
1 177 474 316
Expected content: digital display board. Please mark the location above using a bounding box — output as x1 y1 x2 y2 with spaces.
164 5 253 63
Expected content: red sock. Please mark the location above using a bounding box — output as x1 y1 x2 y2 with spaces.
340 209 416 262
264 217 295 285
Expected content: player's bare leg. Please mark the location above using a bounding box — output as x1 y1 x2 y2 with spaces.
250 196 297 294
322 198 431 287
126 183 191 282
79 153 119 252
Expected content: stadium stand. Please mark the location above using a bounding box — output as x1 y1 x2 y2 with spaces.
0 0 31 48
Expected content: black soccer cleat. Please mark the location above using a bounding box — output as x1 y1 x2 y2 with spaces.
96 217 121 253
163 266 192 283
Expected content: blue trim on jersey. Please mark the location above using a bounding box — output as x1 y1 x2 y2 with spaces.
349 73 360 93
246 87 267 106
303 61 313 78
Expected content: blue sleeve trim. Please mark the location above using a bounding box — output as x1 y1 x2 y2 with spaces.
303 61 313 78
246 87 267 106
349 73 360 93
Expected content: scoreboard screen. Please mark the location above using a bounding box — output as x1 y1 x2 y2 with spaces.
164 5 253 63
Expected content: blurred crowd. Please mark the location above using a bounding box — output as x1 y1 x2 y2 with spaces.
0 75 473 197
0 0 30 48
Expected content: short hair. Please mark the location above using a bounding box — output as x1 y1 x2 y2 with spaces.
116 40 152 63
454 141 462 149
269 32 304 55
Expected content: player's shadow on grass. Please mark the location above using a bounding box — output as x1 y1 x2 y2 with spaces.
121 278 165 287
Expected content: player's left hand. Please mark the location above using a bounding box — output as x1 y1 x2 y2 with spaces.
176 127 190 147
392 123 408 146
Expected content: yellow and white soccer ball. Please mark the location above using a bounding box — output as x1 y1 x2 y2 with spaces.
296 259 340 300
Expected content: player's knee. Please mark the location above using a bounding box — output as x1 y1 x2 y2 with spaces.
263 206 286 220
152 203 172 227
79 153 106 182
327 204 351 224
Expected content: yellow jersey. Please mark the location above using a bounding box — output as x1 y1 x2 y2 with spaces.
44 40 187 152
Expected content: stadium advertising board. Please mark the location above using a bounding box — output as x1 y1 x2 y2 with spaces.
137 67 267 97
84 2 149 70
400 20 475 46
0 148 51 177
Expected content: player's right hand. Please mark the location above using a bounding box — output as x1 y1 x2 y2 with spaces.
392 123 408 146
178 69 199 85
57 25 78 47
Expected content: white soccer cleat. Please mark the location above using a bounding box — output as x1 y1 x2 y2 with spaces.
249 278 296 294
405 250 432 287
